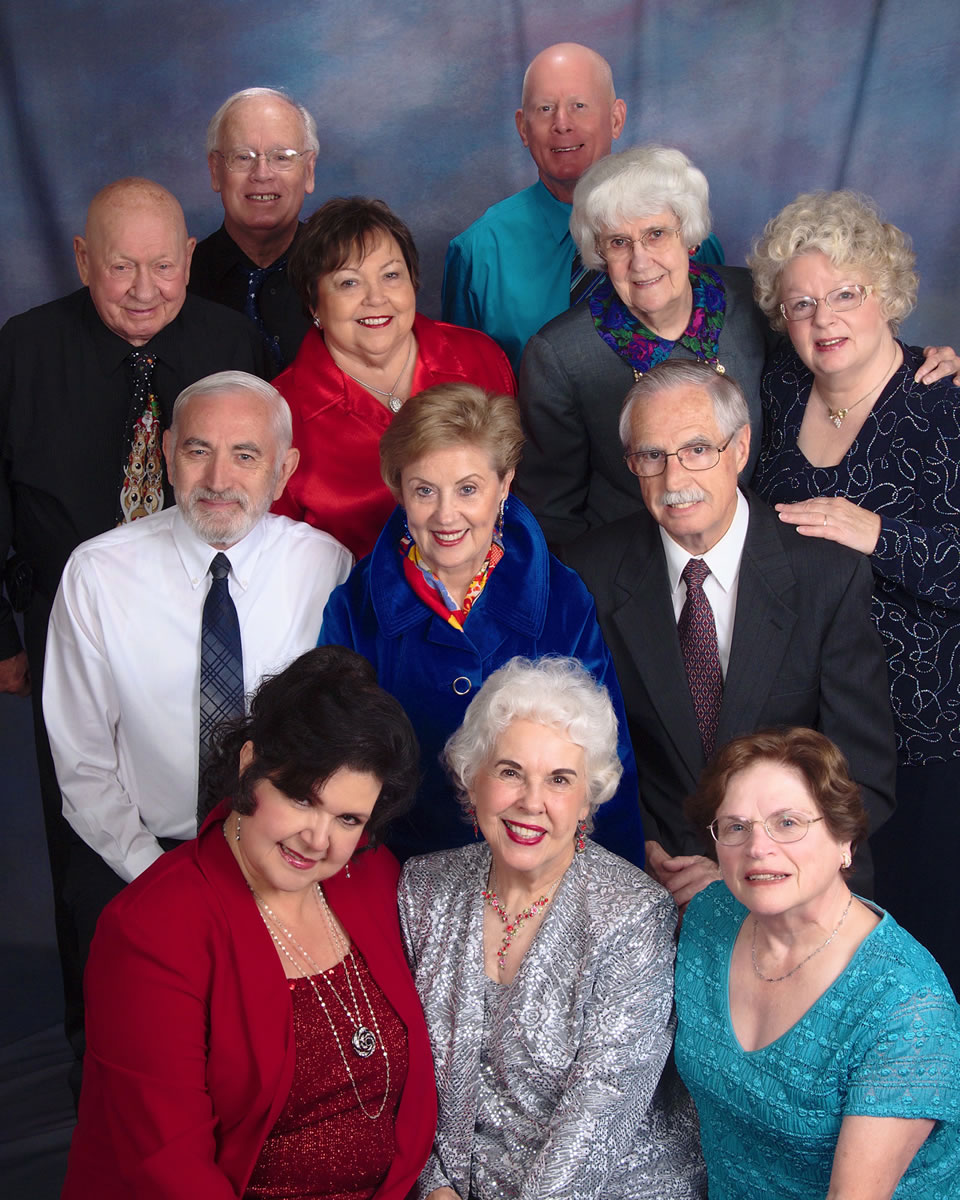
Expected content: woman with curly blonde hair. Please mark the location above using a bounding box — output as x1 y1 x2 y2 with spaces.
749 190 960 992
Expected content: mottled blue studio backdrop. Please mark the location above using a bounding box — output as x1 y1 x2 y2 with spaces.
2 0 959 340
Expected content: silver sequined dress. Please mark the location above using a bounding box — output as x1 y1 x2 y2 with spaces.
399 841 706 1200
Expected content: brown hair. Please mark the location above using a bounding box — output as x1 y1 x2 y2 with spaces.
686 727 868 863
379 383 524 499
288 196 420 311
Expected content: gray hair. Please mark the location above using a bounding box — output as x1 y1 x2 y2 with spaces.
206 87 319 154
170 371 293 457
571 145 712 269
443 656 623 827
618 360 750 451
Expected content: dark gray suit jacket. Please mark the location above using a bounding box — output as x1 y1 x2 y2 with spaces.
515 265 773 547
560 490 897 857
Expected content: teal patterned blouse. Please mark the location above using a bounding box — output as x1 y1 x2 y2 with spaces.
676 882 960 1199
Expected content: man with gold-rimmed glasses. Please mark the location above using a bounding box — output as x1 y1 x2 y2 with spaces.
561 358 896 909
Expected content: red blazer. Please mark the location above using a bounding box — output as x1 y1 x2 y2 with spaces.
271 312 517 559
62 803 437 1199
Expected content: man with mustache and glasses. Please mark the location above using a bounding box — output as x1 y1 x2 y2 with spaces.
561 360 895 907
43 371 351 1005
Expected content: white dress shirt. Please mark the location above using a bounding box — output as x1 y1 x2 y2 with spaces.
43 509 352 882
659 489 750 678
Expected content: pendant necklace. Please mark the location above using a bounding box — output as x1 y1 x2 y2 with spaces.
481 868 566 973
252 886 391 1119
820 343 898 429
751 893 853 983
338 338 414 413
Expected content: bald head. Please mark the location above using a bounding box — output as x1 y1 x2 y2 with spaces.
74 178 195 346
516 43 626 204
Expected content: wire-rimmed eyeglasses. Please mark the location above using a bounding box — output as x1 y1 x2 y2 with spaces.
779 284 872 322
214 148 308 173
623 438 734 478
598 227 682 261
708 812 825 846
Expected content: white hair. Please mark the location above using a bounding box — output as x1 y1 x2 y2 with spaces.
443 656 623 825
571 145 712 269
206 87 319 154
618 360 750 451
170 371 293 456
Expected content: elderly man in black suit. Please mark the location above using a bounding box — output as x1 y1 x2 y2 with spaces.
561 359 896 906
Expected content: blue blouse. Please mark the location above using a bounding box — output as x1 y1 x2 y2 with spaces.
675 883 960 1199
753 343 960 764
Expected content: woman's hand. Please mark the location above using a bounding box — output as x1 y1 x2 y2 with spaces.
775 496 882 555
915 344 960 387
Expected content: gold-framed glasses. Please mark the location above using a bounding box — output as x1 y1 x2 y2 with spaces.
214 148 307 172
779 284 872 322
709 812 825 846
598 227 682 261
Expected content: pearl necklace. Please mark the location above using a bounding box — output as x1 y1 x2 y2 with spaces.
337 338 414 413
254 886 391 1119
481 869 566 973
751 893 853 983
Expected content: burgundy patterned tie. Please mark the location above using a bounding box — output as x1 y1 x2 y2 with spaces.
677 558 723 759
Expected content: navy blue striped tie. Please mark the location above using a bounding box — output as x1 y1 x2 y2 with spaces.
199 553 244 804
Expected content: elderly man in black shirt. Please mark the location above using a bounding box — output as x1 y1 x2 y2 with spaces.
0 175 267 1094
189 87 318 371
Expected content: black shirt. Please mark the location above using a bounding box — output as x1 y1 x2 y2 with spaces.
0 288 269 658
188 223 312 372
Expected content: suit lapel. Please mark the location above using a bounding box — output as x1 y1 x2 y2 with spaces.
609 522 705 782
718 496 798 744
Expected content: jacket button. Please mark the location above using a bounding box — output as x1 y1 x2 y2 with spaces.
452 676 472 695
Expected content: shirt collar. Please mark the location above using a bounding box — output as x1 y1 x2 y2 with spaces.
533 180 575 247
171 506 268 592
660 488 750 595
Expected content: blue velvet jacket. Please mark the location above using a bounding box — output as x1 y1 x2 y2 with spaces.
319 498 645 865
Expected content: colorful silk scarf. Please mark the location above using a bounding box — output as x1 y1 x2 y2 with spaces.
588 263 727 376
399 530 504 631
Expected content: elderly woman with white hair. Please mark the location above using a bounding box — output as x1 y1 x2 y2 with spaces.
750 190 960 994
515 147 954 547
514 144 771 545
399 656 706 1200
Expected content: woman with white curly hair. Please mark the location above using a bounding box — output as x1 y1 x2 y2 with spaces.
750 189 960 992
399 655 706 1200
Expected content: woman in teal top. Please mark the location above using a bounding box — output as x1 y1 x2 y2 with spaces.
675 728 960 1199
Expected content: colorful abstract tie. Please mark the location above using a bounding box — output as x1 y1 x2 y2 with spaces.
677 557 723 759
569 250 603 306
199 553 244 809
120 350 165 524
245 264 285 370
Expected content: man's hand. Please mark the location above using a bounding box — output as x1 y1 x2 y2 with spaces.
0 650 30 696
916 345 960 387
644 839 720 908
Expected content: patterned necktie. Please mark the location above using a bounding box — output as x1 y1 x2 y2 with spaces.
245 263 285 370
570 250 603 307
199 553 244 806
119 350 165 524
677 558 723 760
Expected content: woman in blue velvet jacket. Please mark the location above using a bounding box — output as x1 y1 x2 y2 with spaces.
319 382 645 866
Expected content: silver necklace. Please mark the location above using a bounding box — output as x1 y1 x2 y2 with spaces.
338 338 414 413
820 343 898 428
253 888 391 1120
751 893 853 983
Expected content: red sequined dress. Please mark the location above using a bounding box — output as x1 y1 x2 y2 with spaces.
245 949 408 1199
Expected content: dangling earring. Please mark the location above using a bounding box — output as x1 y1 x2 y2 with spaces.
235 814 241 842
470 806 479 839
401 508 412 542
575 818 587 853
344 859 352 880
312 315 322 330
495 495 507 540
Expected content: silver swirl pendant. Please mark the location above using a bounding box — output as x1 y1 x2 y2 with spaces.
351 1025 377 1058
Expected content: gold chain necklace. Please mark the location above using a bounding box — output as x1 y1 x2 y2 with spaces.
819 343 898 429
